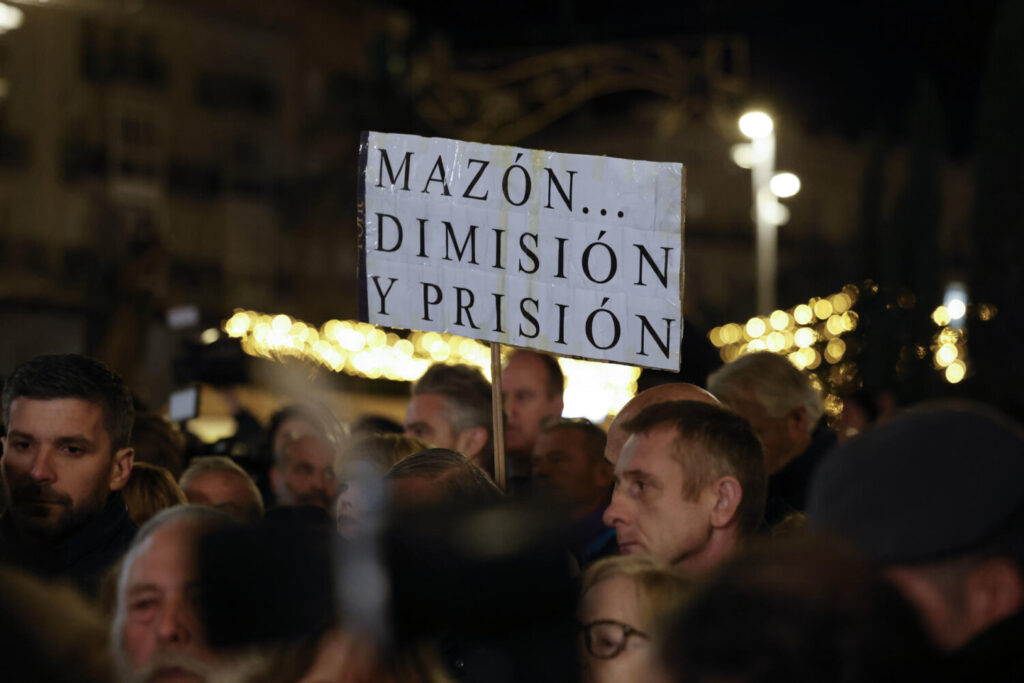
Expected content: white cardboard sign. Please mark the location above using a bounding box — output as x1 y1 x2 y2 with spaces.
357 131 685 370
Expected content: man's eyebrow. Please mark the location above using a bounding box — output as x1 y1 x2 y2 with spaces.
54 435 96 449
5 430 33 440
126 584 162 597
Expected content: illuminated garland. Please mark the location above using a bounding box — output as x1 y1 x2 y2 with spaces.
222 312 641 422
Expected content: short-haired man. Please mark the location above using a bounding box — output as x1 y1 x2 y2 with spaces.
404 363 493 474
270 434 337 511
0 354 136 594
808 404 1024 677
112 505 267 682
180 455 265 522
707 351 836 525
603 400 765 575
502 351 564 482
532 418 615 566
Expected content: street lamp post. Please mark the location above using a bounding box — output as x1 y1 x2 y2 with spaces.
735 111 799 315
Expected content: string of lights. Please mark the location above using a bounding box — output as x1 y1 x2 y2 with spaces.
222 312 641 422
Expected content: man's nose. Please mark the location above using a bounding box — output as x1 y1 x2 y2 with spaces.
156 596 193 646
28 448 57 484
602 489 627 528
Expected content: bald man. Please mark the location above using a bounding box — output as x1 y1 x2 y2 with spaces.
605 383 720 465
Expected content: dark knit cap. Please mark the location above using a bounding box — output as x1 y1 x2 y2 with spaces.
807 402 1024 564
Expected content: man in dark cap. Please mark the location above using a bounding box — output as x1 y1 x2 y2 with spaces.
0 354 137 595
808 402 1024 680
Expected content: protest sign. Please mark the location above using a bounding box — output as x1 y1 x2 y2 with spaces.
357 131 685 370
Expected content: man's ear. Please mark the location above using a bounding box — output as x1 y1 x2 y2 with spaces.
708 476 743 530
964 557 1024 635
109 447 135 491
787 405 811 440
455 426 489 460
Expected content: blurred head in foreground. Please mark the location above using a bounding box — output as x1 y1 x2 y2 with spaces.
809 402 1024 653
112 505 268 683
578 555 689 683
655 537 938 683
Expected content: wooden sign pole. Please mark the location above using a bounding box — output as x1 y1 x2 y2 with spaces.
490 342 506 491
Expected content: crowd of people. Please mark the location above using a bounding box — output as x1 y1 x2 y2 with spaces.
0 349 1021 682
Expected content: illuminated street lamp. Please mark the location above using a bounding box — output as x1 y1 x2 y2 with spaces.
735 111 800 313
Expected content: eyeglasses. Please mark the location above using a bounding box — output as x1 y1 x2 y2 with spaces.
577 619 649 659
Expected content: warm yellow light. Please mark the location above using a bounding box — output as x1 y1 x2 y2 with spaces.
825 315 844 337
825 338 846 364
748 339 768 352
766 331 786 352
739 111 774 139
709 327 724 348
841 311 858 332
932 306 951 327
272 314 291 335
225 312 251 337
813 299 833 320
367 329 387 347
936 343 958 366
945 360 966 384
794 304 814 325
769 172 801 198
823 394 844 417
788 351 807 369
938 328 959 346
429 340 451 362
746 317 767 339
722 323 743 344
831 293 852 313
794 327 816 348
770 310 790 330
800 347 819 369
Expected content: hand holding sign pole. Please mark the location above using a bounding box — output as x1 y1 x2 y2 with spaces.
357 131 684 490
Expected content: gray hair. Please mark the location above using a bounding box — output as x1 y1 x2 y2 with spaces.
179 456 265 518
707 351 824 431
412 363 493 434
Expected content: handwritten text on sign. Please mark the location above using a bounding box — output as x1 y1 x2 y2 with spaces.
358 132 684 370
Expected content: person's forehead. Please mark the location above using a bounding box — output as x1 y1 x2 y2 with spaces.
535 427 586 455
7 397 111 444
502 354 548 391
288 439 334 465
405 394 453 424
189 469 247 494
580 574 643 623
127 521 199 585
616 427 679 475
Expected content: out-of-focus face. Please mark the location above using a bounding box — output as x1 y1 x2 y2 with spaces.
273 436 336 510
182 470 260 521
403 394 458 449
271 415 318 461
1 397 132 540
724 388 798 473
532 428 611 515
603 427 715 569
502 354 562 454
117 520 227 682
578 575 653 683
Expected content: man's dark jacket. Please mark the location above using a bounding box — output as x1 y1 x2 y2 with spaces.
0 491 137 595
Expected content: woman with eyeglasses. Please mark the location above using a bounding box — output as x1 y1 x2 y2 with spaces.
577 555 690 683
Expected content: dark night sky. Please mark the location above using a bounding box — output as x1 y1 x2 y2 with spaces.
394 0 1001 157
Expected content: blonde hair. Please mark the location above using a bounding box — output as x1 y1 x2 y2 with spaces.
581 555 691 627
121 462 187 526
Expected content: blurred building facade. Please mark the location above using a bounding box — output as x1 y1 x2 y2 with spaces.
0 0 974 403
